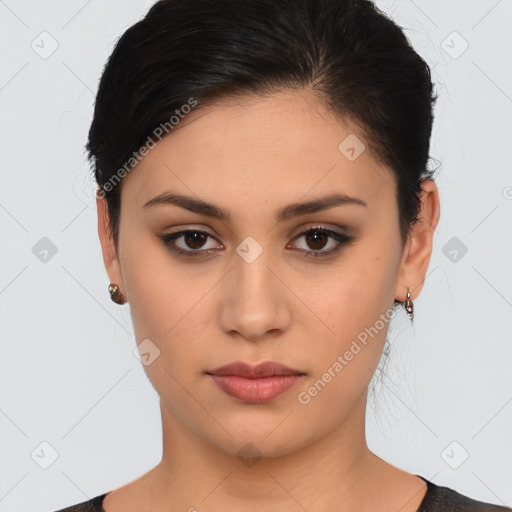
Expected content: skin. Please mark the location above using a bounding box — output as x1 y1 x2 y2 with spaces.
97 89 440 512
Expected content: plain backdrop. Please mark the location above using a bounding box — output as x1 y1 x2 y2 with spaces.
0 1 511 511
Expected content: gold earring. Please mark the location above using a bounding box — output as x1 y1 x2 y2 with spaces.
108 283 125 305
405 288 413 321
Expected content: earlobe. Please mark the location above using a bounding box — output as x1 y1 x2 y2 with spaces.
96 195 127 302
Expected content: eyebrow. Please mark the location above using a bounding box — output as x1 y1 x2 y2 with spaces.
143 191 367 223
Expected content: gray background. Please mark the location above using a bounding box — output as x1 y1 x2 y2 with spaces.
0 0 511 510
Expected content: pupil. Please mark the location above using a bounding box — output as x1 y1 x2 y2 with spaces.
185 232 207 249
307 230 327 250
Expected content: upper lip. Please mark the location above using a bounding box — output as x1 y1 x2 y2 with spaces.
208 361 305 378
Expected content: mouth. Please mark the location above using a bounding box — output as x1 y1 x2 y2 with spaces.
206 361 306 403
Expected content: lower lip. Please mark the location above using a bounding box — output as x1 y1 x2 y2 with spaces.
210 374 304 403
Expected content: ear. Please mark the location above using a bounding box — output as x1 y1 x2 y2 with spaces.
96 193 127 302
395 179 440 302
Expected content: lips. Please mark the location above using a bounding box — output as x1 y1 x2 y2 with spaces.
208 361 305 378
207 361 306 403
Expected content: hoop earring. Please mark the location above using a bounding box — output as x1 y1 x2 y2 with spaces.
405 288 413 321
108 283 126 305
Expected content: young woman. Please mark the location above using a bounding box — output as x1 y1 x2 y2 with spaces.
53 0 511 510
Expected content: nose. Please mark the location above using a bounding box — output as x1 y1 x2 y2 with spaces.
218 247 292 343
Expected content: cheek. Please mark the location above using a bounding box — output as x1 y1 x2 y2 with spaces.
122 251 213 382
305 249 396 381
124 268 208 415
120 227 188 337
315 255 394 335
128 275 208 365
297 279 392 417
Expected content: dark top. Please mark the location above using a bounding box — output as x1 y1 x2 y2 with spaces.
51 475 512 511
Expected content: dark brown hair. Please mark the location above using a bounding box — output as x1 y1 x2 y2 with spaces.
87 0 439 297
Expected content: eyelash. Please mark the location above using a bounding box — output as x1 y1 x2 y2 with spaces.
158 227 355 260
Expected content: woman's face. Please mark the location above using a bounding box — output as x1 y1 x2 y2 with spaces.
98 90 429 458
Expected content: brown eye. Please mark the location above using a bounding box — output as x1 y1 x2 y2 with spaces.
159 226 355 261
289 227 355 259
182 231 208 249
304 230 329 251
158 229 223 259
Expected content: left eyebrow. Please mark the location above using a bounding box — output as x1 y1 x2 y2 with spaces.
142 191 367 222
275 193 367 222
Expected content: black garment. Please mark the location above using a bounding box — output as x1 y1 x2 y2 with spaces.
51 475 512 511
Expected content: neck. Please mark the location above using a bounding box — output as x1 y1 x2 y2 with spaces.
150 395 390 511
103 392 428 512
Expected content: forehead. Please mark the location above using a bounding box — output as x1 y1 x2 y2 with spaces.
121 89 396 216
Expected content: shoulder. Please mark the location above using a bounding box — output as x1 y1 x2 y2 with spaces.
50 493 108 512
418 477 512 512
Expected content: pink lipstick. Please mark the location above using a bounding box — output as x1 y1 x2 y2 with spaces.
207 361 305 403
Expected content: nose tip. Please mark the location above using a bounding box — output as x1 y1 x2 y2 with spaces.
219 258 291 342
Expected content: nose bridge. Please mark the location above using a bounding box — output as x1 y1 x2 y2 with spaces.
220 239 290 340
